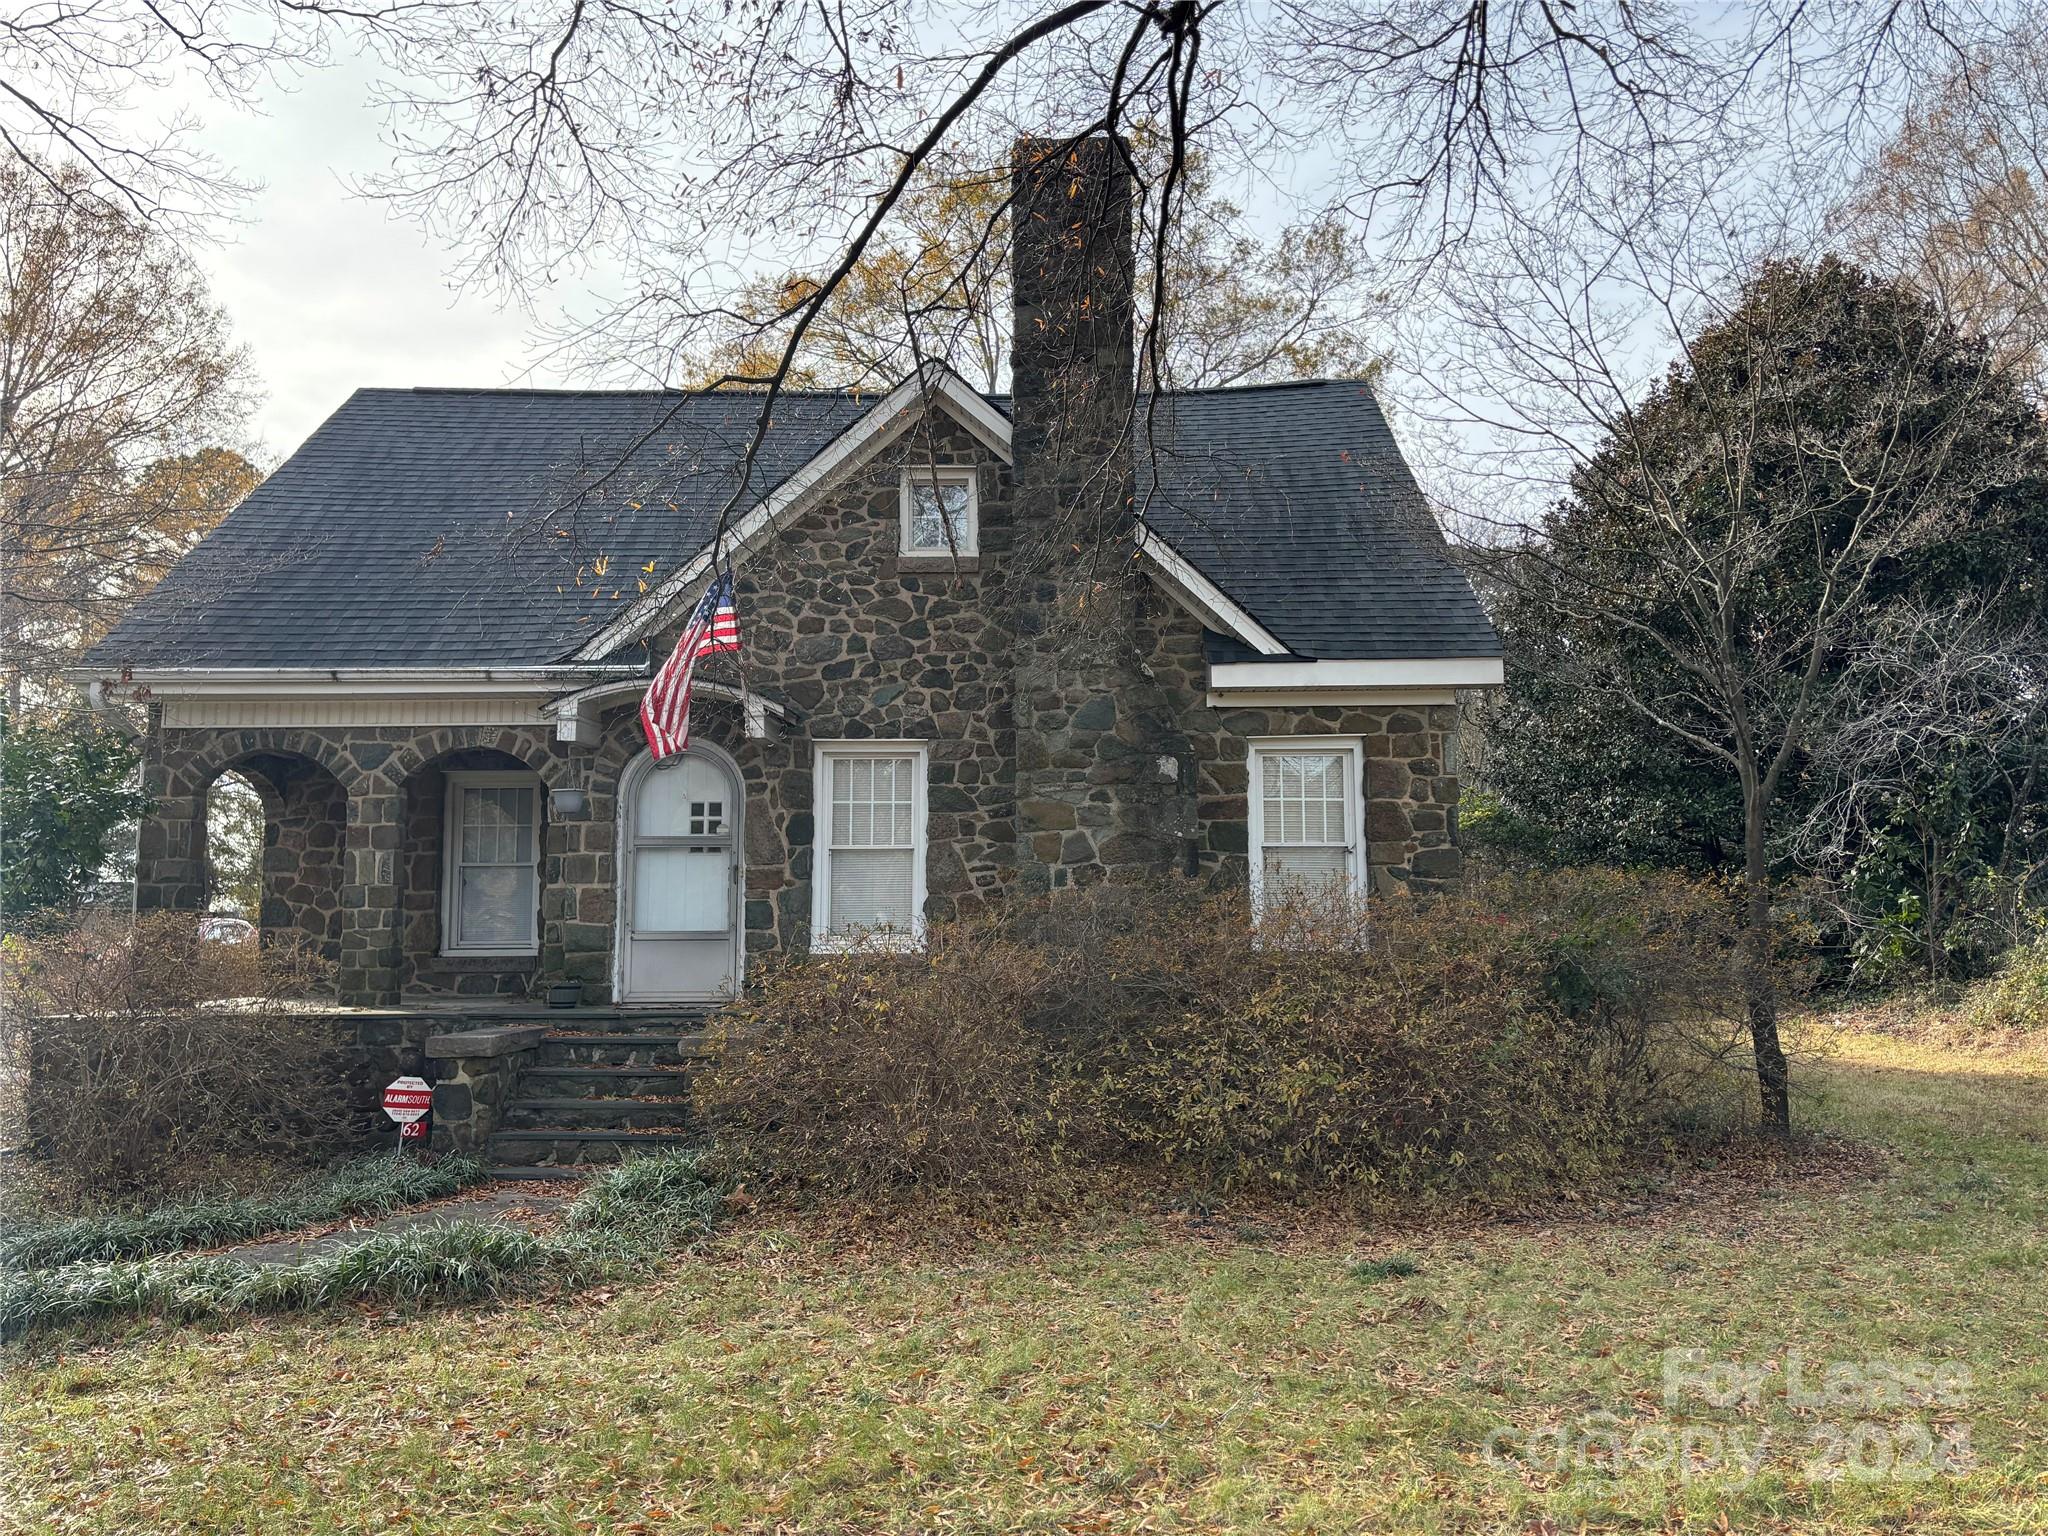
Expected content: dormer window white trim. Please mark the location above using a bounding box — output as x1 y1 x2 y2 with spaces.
899 466 979 557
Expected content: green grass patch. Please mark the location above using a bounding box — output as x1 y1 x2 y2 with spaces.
4 1034 2045 1533
2 1153 488 1269
1347 1255 1420 1282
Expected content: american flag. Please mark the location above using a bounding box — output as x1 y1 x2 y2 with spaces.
640 568 742 760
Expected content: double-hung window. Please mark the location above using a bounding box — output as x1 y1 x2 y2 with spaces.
899 467 978 556
811 742 928 948
1247 738 1365 915
442 772 542 954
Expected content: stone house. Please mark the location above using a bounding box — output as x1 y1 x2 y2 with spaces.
85 139 1502 1015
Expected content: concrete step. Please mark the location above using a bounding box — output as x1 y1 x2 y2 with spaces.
486 1128 699 1167
502 1096 694 1131
536 1031 712 1067
519 1065 700 1099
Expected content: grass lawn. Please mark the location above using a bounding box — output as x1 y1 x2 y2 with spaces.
5 1025 2044 1534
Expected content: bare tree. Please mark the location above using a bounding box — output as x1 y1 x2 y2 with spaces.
1469 256 2045 1132
1 158 259 709
7 0 2021 545
646 148 1384 395
1836 17 2048 392
1798 593 2048 978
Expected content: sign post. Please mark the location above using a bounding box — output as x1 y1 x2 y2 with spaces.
382 1075 433 1153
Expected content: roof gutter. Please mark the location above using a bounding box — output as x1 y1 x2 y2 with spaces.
74 664 646 703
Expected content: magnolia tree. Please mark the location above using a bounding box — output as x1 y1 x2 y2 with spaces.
1474 257 2048 1131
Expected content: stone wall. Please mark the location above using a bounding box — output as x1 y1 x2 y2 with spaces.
424 1025 544 1154
325 1007 445 1146
252 754 346 962
1138 588 1464 893
131 406 1467 1007
705 418 1021 941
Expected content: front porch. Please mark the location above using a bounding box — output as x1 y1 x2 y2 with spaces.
135 697 782 1011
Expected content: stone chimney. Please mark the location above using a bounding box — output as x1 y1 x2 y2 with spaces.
1008 135 1192 891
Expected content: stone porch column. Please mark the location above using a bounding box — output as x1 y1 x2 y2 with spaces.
133 718 207 912
338 788 403 1006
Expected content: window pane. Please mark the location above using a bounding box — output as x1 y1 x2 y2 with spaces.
639 757 726 837
827 755 916 848
1262 845 1349 901
827 848 914 933
908 479 971 550
459 865 536 947
1259 751 1348 847
633 845 728 932
458 785 536 862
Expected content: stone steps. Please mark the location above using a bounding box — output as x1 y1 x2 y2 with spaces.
519 1064 698 1098
501 1096 693 1131
535 1031 711 1068
484 1011 716 1172
486 1127 700 1167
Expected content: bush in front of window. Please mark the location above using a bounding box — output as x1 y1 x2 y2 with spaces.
694 928 1069 1201
693 869 1773 1208
1057 872 1770 1203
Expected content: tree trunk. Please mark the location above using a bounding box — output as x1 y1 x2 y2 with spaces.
1925 827 1942 988
1742 797 1792 1135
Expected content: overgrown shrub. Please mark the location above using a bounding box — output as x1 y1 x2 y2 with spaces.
3 1153 486 1269
695 871 1763 1207
694 930 1061 1198
1052 875 1755 1201
1963 937 2048 1035
1 910 345 1197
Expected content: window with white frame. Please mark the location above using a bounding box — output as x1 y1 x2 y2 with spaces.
1248 739 1365 913
811 742 928 946
442 772 542 954
899 467 977 556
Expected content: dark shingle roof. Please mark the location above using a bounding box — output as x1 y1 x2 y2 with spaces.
89 379 1497 669
1132 383 1500 660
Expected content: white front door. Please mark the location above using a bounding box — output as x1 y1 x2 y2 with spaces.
618 748 742 1003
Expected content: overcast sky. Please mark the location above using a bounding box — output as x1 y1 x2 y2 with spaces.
185 58 573 460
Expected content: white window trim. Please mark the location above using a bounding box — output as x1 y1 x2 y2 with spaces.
809 739 929 953
1245 736 1368 918
441 770 544 957
898 466 979 557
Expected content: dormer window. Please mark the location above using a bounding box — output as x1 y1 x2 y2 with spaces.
900 467 978 557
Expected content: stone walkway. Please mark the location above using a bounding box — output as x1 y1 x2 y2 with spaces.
214 1182 580 1267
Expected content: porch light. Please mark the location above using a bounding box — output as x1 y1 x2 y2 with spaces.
549 787 589 819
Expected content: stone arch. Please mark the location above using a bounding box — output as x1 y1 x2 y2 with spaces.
389 732 567 1000
168 728 367 801
190 747 349 969
374 727 574 797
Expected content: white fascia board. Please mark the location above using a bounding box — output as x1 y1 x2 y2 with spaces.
1206 688 1460 708
1208 657 1505 693
1134 524 1288 656
87 666 637 698
573 366 1012 663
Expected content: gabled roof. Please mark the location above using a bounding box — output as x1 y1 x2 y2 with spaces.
87 376 1500 672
